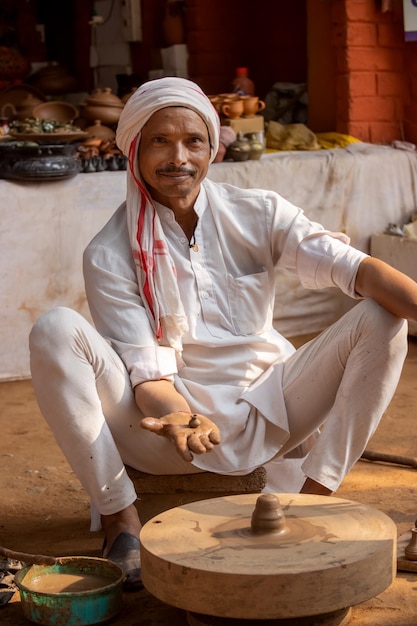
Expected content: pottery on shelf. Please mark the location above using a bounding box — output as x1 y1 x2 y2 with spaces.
32 101 79 123
85 88 124 107
1 93 44 121
28 61 78 95
81 88 124 125
241 96 266 117
221 98 244 120
84 120 116 141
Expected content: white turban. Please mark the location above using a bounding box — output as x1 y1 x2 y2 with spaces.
116 76 220 161
115 77 220 361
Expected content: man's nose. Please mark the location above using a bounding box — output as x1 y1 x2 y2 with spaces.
169 142 187 164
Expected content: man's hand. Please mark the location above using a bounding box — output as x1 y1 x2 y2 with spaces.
140 412 221 462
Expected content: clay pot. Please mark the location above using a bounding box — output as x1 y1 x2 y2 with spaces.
84 120 115 141
219 93 240 101
241 96 266 117
85 88 124 108
221 99 244 120
32 101 79 123
81 88 124 125
81 104 123 125
29 61 78 95
1 93 44 121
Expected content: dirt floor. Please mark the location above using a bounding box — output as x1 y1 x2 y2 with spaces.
1 334 417 625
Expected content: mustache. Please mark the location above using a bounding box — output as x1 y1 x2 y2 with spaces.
156 165 196 175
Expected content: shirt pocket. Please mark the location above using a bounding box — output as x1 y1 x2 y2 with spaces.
226 270 271 335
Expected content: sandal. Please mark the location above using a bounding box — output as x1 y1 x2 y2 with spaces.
103 532 143 591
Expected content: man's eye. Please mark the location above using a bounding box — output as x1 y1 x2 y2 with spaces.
153 136 166 143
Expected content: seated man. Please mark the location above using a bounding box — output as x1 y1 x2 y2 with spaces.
29 77 416 590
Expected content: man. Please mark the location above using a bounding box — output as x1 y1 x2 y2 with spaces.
29 77 417 590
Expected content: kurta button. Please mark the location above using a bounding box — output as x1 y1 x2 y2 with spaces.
202 291 209 299
180 237 187 244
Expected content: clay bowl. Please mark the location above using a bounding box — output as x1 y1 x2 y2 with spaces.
33 101 79 123
15 556 124 626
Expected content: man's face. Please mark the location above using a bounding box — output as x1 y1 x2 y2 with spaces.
138 106 211 208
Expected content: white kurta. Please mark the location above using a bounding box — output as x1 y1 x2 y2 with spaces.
83 179 366 475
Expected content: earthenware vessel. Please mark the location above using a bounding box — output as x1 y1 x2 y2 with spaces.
241 96 266 117
221 98 244 120
29 61 78 94
81 88 124 125
32 101 79 123
84 120 115 141
1 93 44 121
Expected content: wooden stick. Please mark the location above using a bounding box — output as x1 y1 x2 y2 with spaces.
0 545 57 566
361 450 417 469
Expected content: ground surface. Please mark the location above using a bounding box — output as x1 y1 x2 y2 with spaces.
1 335 417 625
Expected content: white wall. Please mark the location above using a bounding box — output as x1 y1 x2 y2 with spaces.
91 0 132 92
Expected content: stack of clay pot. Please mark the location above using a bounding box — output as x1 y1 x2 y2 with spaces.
209 93 265 120
81 88 124 126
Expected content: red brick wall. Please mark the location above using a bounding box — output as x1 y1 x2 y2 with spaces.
403 39 417 142
331 0 410 143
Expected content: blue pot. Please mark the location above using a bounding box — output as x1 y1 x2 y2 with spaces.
15 556 124 626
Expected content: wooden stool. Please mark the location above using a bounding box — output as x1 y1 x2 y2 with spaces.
125 466 267 524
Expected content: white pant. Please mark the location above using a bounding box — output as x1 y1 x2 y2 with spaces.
29 300 407 523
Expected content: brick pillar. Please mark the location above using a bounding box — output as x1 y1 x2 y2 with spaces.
334 0 409 144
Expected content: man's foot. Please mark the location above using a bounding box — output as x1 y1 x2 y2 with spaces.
103 532 142 591
300 477 332 496
101 504 142 591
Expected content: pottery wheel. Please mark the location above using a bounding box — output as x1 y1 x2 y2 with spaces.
140 493 396 623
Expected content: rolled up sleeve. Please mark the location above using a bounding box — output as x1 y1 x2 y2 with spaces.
121 345 177 386
296 232 368 298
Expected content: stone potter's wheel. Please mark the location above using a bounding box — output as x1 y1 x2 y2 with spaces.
140 493 397 625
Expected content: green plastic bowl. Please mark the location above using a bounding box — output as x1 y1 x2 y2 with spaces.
15 556 124 626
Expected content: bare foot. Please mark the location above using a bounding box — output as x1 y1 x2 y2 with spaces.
101 503 142 554
300 477 332 496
